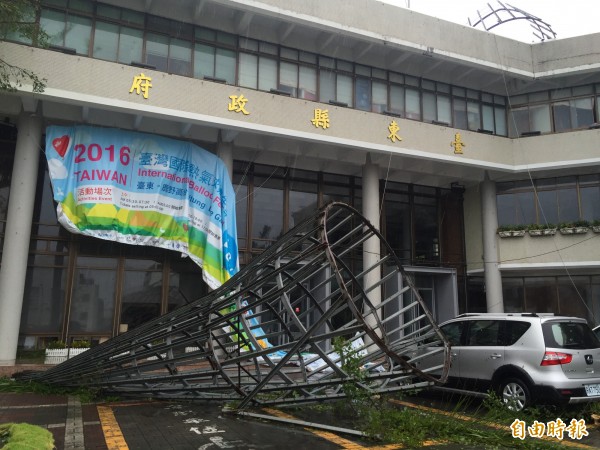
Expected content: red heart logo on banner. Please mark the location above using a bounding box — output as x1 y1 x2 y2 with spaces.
52 135 70 158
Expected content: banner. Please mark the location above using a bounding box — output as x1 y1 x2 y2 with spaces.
45 125 238 289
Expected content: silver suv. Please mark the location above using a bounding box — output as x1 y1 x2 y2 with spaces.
415 313 600 411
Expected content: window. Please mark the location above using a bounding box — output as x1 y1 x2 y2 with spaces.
194 44 236 84
93 21 119 61
496 181 536 226
413 193 439 264
509 105 551 136
40 9 92 55
251 166 284 250
553 98 594 131
355 77 371 111
298 66 317 100
467 101 480 131
524 277 557 313
168 39 192 76
70 257 117 334
389 85 405 116
279 61 298 96
580 175 600 221
503 276 600 325
372 81 387 113
319 68 335 103
437 95 452 124
258 56 277 92
542 322 600 350
405 88 421 120
119 259 163 330
118 27 143 65
467 320 501 346
383 189 411 263
145 32 169 71
452 98 467 129
505 321 530 345
422 92 436 122
65 15 92 54
440 322 464 346
288 170 318 229
495 106 507 136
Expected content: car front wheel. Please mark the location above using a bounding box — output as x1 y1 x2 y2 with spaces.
500 378 530 412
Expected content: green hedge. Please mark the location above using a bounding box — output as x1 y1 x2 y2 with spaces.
0 423 54 450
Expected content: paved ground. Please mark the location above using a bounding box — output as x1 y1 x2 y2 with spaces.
2 388 600 449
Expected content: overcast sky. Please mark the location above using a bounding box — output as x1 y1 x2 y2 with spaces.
381 0 600 43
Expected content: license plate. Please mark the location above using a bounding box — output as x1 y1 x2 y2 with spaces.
584 384 600 396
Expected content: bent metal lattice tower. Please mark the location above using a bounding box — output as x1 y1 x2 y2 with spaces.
25 203 450 409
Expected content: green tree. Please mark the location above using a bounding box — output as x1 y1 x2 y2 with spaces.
0 0 47 92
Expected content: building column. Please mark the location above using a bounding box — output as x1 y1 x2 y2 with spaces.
0 113 43 365
362 153 382 338
217 141 233 181
480 173 504 313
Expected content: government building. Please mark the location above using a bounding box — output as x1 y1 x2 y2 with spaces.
0 0 599 364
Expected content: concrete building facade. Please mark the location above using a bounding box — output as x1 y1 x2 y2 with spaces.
0 0 599 364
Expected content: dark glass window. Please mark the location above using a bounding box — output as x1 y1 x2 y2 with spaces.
251 166 284 250
93 21 119 61
383 189 411 263
542 322 600 349
502 278 524 313
440 322 464 346
70 260 117 334
496 181 536 226
413 194 439 264
557 276 590 321
146 32 169 71
288 170 318 229
21 265 67 333
119 259 163 330
118 26 143 65
524 277 557 313
467 320 501 346
504 321 531 346
580 175 600 221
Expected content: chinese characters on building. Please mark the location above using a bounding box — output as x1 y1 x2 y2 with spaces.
130 73 152 99
388 120 402 143
228 94 250 115
127 76 469 153
451 132 466 154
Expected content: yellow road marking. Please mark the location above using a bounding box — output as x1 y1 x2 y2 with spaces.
262 407 444 449
98 405 129 450
390 399 595 449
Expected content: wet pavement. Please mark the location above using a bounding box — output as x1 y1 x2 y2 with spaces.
2 389 600 449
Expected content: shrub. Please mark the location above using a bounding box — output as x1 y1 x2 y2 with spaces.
574 219 590 227
46 340 66 349
71 340 91 349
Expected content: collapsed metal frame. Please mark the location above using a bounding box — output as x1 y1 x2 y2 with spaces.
469 1 557 42
24 203 450 409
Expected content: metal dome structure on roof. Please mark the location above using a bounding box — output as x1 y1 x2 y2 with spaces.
469 1 557 41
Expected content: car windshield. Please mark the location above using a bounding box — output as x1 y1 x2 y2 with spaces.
542 322 600 350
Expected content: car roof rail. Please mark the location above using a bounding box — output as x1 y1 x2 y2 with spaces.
455 312 556 318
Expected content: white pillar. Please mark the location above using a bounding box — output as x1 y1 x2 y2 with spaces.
217 141 233 181
0 113 43 365
362 153 382 338
480 174 504 313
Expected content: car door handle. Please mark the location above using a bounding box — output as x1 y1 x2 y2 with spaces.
490 353 502 359
451 352 458 357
